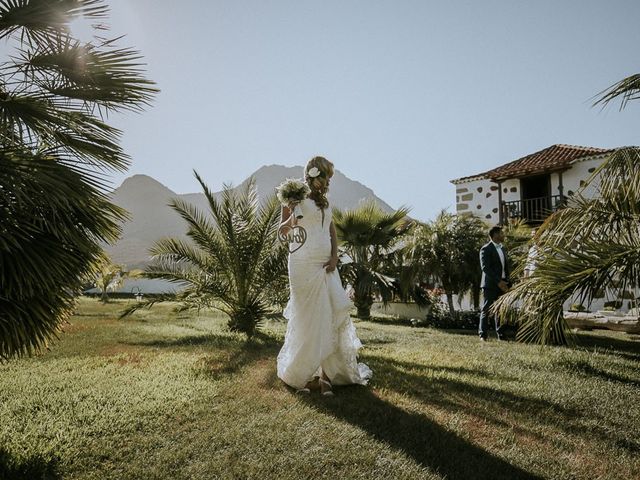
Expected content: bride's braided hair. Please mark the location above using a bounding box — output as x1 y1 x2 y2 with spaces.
305 156 334 211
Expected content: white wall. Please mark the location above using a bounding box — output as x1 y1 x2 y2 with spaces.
455 177 521 224
455 178 501 224
454 156 609 224
558 157 604 200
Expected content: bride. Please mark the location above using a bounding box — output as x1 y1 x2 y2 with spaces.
276 156 372 396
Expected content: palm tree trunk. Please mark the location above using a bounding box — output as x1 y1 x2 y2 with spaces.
354 292 373 319
446 292 455 317
101 290 108 303
472 286 480 311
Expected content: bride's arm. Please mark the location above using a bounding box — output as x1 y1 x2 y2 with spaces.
280 205 295 227
329 221 338 259
324 221 339 272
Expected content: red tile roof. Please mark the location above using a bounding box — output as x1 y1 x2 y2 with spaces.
451 144 616 184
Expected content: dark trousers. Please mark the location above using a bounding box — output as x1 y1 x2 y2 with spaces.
479 287 504 339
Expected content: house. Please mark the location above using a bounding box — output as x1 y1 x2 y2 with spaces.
450 144 616 225
451 144 640 320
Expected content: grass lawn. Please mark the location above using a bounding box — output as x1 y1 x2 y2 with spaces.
1 298 639 480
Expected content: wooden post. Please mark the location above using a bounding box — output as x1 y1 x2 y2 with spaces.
558 170 565 206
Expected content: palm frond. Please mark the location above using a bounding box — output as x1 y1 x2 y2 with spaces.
334 201 414 318
493 146 640 345
134 174 287 338
24 37 158 111
0 0 156 358
149 237 210 271
593 74 640 111
0 0 108 42
0 146 123 357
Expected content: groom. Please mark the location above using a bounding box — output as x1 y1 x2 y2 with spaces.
479 225 511 341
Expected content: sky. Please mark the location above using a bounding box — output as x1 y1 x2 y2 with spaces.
86 0 640 222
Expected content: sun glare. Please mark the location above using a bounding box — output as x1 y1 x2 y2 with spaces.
67 16 94 43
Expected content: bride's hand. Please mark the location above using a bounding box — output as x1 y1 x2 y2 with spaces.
281 204 296 227
323 256 338 273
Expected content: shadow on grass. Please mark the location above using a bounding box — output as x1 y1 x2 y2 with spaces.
429 327 640 356
123 334 227 348
123 329 277 348
304 387 541 480
558 359 640 389
173 333 281 379
361 338 397 346
302 351 637 477
0 447 60 480
365 355 640 455
358 315 411 328
122 331 282 379
574 332 640 361
424 325 519 340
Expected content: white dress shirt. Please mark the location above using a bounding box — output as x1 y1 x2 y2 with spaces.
491 240 506 279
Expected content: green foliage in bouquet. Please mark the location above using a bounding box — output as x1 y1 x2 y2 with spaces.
275 178 310 206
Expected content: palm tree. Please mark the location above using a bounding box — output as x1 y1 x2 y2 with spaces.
0 1 157 358
333 201 412 319
93 256 142 303
501 218 535 271
489 70 640 346
406 211 486 316
123 173 288 339
493 147 640 345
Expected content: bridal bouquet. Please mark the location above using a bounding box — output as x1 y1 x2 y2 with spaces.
275 178 310 219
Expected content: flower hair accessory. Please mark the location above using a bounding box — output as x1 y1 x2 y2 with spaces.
307 167 321 178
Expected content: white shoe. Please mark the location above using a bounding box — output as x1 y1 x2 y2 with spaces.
319 378 334 397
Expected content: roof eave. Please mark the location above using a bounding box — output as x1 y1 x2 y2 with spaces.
450 175 486 185
488 166 572 182
488 151 615 182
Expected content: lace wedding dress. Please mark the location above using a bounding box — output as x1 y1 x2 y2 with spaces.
277 198 372 390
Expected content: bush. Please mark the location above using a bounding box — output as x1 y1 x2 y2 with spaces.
569 303 586 312
603 300 623 310
412 309 480 330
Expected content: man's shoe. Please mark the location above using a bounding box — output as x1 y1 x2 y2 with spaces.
480 337 487 342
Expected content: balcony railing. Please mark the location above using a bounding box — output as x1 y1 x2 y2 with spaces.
501 195 564 224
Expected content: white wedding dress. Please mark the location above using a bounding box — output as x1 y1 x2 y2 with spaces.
277 197 372 390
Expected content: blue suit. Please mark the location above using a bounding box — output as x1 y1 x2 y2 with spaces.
478 242 510 339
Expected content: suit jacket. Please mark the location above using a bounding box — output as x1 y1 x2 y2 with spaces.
480 241 510 290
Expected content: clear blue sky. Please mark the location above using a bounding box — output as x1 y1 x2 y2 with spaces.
100 0 640 222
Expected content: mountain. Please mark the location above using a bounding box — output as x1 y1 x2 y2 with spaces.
105 165 395 267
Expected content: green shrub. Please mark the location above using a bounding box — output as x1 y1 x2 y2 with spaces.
412 309 480 330
569 303 586 312
603 300 623 310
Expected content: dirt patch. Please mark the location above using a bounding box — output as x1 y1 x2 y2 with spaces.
252 358 280 389
116 352 145 366
61 322 88 334
565 439 635 479
459 414 494 444
100 344 148 367
100 344 139 356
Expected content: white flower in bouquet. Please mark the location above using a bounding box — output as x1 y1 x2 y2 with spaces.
275 178 310 219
